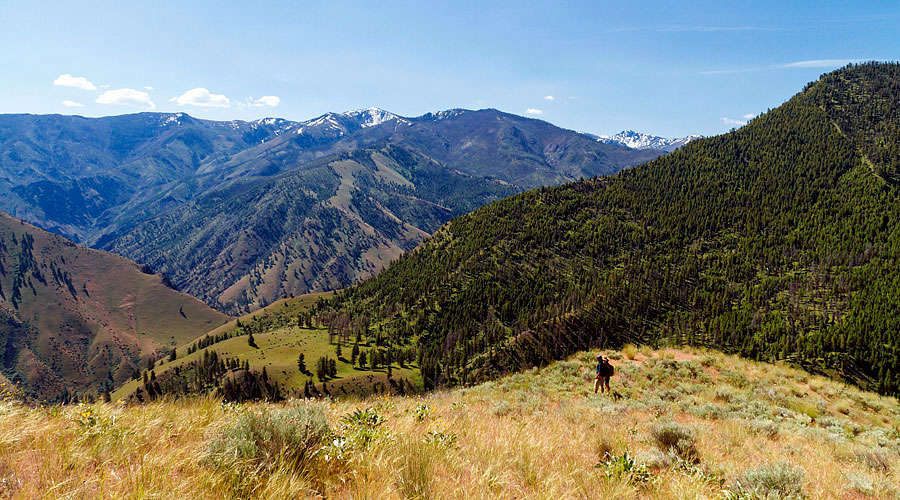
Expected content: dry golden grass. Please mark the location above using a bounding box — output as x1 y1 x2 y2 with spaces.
1 348 899 499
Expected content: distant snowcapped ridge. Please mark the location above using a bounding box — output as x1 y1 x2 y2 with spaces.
341 107 401 127
598 130 702 152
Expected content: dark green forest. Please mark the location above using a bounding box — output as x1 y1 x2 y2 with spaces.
316 63 900 396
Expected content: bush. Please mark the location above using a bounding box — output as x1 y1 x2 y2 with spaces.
207 402 331 481
651 421 700 463
748 418 780 439
854 446 892 472
595 451 652 484
732 462 805 499
691 403 727 420
622 344 638 360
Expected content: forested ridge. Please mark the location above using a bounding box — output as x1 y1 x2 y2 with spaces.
316 62 900 395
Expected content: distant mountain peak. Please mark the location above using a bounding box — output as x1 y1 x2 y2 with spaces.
595 130 702 152
417 108 470 121
340 107 400 127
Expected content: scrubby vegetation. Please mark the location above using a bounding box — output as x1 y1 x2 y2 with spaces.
1 348 898 499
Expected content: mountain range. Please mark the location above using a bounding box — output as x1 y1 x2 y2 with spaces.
593 130 702 152
0 108 662 313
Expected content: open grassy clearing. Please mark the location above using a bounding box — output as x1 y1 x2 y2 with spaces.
5 347 900 499
112 325 419 401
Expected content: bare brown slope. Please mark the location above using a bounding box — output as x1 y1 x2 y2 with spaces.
0 212 230 400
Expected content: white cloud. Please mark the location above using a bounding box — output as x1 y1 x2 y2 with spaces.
721 116 747 126
96 88 156 109
250 95 280 107
170 87 231 107
61 100 84 107
526 108 543 115
53 74 96 91
742 113 758 120
781 59 867 68
144 86 154 91
544 95 554 101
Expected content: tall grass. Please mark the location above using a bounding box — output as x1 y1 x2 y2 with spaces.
0 349 898 499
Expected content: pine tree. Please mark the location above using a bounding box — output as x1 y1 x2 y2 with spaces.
297 353 307 374
358 350 368 369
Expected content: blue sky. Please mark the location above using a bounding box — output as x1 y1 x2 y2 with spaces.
0 1 897 137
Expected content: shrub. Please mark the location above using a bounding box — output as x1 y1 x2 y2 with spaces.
490 400 512 416
595 452 652 484
651 421 700 463
853 446 892 472
207 402 331 482
413 404 431 421
843 471 874 495
622 344 638 359
748 419 780 439
691 403 727 420
700 354 719 368
732 462 804 499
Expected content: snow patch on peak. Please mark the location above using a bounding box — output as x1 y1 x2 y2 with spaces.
163 112 184 125
341 107 399 128
598 130 702 152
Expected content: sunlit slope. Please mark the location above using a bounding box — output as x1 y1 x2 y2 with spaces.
4 348 900 499
113 291 419 401
0 212 230 399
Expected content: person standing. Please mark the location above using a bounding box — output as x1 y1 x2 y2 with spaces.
594 354 609 394
601 357 613 393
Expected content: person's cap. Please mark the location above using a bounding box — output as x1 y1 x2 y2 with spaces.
596 354 603 359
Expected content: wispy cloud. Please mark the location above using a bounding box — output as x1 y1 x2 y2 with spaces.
170 87 231 108
526 108 543 115
742 113 758 120
702 58 872 75
61 100 83 108
780 58 869 68
144 86 154 91
53 74 96 91
96 88 155 109
608 25 765 33
543 95 554 101
721 116 748 126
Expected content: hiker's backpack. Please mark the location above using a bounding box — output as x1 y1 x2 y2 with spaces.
607 362 614 376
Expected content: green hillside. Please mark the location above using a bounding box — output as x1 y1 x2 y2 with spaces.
112 291 420 402
318 62 900 395
0 212 230 400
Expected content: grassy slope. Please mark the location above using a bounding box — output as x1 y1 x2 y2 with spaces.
112 291 420 400
0 212 230 399
5 348 899 499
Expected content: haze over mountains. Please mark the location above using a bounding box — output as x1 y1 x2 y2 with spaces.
0 108 662 313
